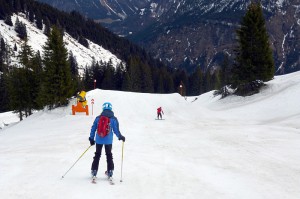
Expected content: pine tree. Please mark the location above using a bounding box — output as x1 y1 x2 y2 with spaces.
220 54 230 87
18 39 34 116
83 66 93 91
78 36 89 48
178 70 188 96
114 63 124 91
15 17 27 40
43 17 51 36
35 11 43 30
128 57 142 92
189 66 203 96
156 73 164 94
91 61 104 89
69 51 80 94
0 1 11 20
203 70 212 93
163 72 174 94
151 67 160 93
8 40 43 117
101 64 115 90
233 2 275 87
0 71 9 113
212 69 221 90
41 26 74 109
140 62 153 93
122 72 131 91
28 10 34 22
7 67 27 120
31 51 43 110
0 38 5 53
12 0 21 12
0 38 9 112
4 15 13 26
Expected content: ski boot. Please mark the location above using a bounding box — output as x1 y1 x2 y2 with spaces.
105 170 113 178
105 170 114 185
91 170 97 177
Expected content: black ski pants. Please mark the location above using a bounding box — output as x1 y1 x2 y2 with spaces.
157 112 162 119
91 144 114 172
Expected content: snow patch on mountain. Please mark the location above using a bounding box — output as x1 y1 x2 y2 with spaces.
0 13 123 72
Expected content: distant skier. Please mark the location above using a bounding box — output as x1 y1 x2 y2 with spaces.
89 102 125 180
157 107 164 120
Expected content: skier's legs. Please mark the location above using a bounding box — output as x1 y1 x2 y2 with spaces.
105 144 114 175
91 144 103 174
158 113 162 119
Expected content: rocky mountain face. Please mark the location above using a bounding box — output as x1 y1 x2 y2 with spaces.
36 0 300 74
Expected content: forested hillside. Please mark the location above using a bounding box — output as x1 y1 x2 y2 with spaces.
0 0 228 115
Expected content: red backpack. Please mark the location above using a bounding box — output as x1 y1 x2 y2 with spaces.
97 116 111 137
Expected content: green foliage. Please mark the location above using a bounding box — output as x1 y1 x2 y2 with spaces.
127 56 142 92
232 2 275 88
82 66 93 90
101 65 115 90
0 0 234 115
30 51 43 110
121 72 131 91
203 70 212 93
220 54 230 86
4 15 13 26
0 39 9 112
17 39 34 116
15 17 27 40
7 67 27 120
7 40 43 117
69 52 81 94
114 63 125 90
35 11 43 30
78 36 89 48
211 69 221 90
41 26 74 109
189 66 203 96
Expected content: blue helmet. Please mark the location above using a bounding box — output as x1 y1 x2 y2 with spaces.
102 102 112 110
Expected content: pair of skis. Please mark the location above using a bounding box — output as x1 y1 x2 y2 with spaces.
91 173 115 185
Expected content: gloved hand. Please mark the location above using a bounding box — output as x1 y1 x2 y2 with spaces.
119 135 125 142
89 137 95 146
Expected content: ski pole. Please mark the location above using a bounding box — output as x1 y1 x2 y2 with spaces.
120 141 124 182
61 145 92 179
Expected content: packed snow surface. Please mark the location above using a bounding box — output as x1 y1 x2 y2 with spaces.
1 71 300 198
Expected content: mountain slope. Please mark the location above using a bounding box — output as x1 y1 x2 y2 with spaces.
0 13 122 71
37 0 300 74
130 0 300 73
0 0 166 74
1 71 300 198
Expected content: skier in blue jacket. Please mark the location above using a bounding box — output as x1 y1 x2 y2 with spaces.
89 102 125 178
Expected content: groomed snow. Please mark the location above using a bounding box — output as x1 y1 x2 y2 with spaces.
0 71 300 198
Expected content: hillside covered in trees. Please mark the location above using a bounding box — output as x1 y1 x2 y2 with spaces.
0 0 275 121
0 0 227 116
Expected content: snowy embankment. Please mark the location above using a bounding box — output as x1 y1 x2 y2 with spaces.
0 72 300 199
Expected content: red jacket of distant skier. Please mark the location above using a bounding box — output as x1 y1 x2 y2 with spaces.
157 107 163 114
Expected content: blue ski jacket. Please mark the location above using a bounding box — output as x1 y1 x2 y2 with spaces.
89 109 122 145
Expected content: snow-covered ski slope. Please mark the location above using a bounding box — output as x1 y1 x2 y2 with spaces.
1 71 300 199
